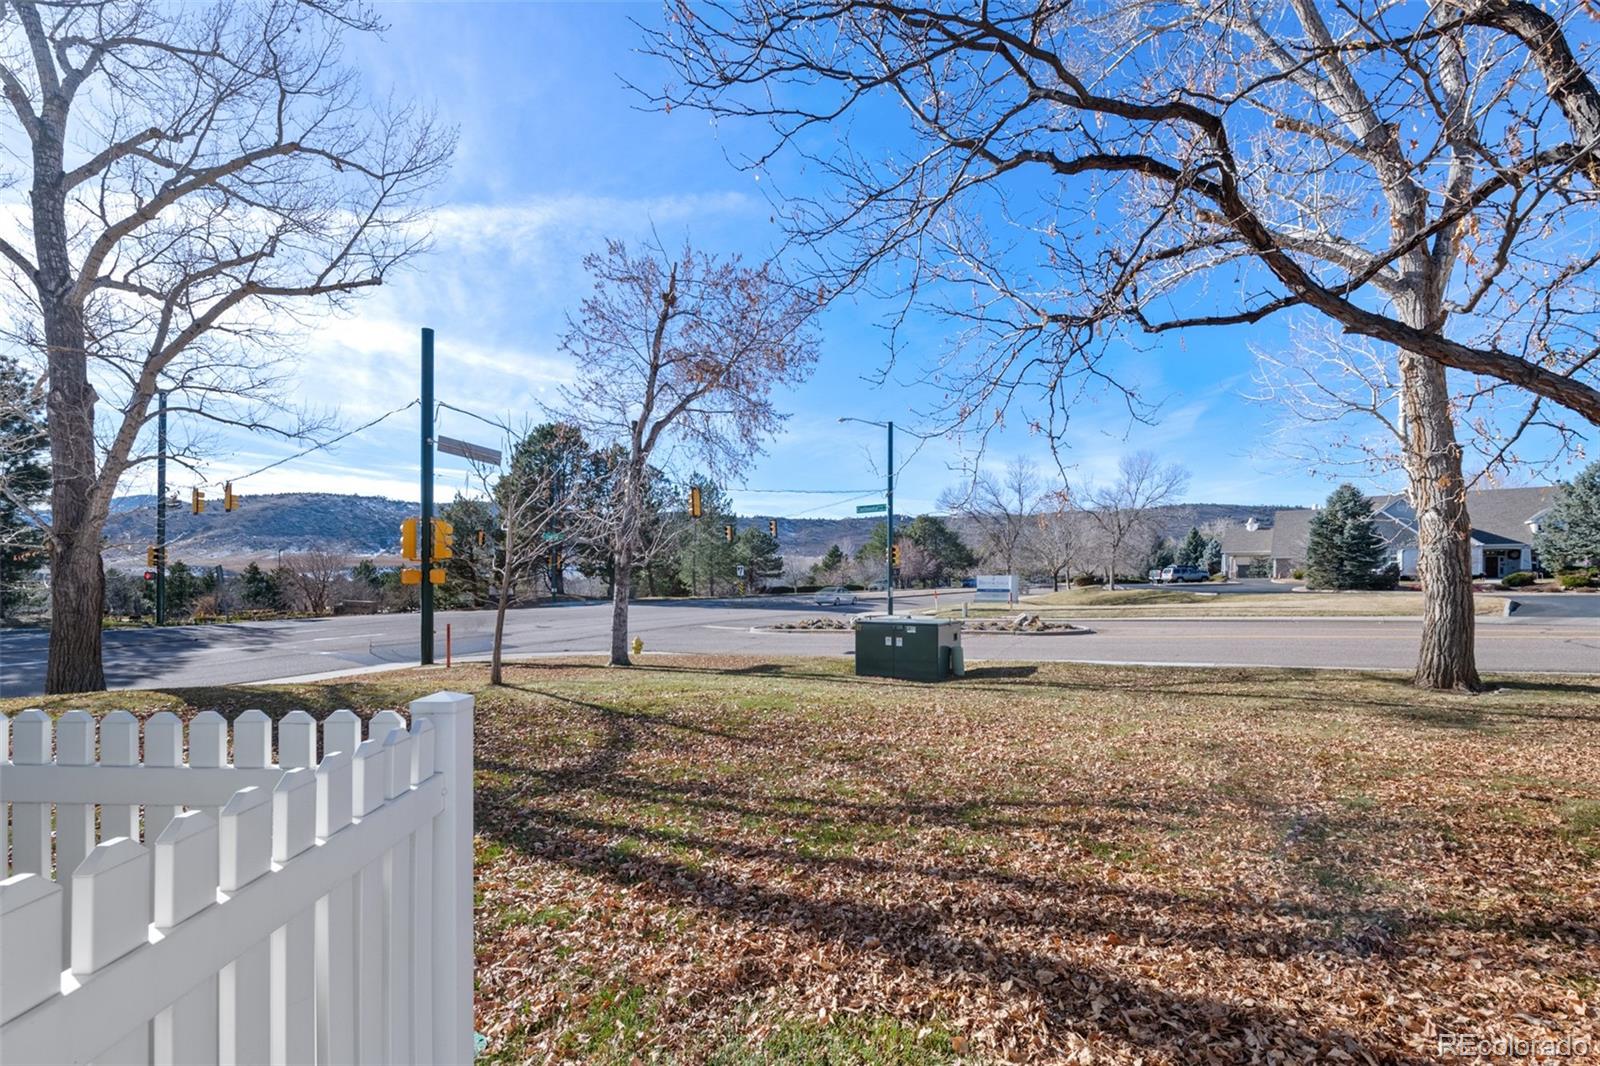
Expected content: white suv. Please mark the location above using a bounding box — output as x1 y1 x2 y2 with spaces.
814 586 857 606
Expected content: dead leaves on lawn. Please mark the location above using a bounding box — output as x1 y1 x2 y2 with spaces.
467 658 1600 1064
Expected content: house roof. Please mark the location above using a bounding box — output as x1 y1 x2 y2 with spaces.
1218 520 1274 555
1269 486 1555 560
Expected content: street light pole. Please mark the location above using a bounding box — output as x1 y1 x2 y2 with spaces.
885 420 894 616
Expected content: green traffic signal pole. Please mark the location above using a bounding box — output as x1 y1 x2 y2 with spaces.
886 420 894 616
421 327 435 665
155 389 168 625
838 416 896 616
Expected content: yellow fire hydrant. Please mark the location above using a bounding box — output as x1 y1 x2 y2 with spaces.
631 636 644 656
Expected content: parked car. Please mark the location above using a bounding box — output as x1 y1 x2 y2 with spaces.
865 579 889 591
1159 565 1209 583
814 586 858 606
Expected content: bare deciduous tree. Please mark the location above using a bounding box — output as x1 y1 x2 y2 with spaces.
1028 489 1079 591
1084 454 1190 589
943 456 1043 575
648 0 1600 690
558 238 819 665
0 0 453 692
281 551 350 616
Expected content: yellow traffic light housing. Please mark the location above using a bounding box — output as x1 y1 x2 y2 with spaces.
689 485 702 518
191 488 205 514
724 523 734 543
146 545 159 568
401 567 422 586
891 542 901 566
476 529 486 547
768 518 777 537
432 518 454 561
401 518 420 561
224 482 240 511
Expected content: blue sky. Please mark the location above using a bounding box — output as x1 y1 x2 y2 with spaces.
124 2 1570 517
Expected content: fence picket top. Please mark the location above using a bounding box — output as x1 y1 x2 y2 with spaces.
189 711 229 768
0 710 9 763
369 708 406 744
410 719 436 784
71 837 151 975
383 728 414 800
154 811 220 931
233 709 273 768
0 873 63 1024
145 711 184 766
316 750 354 840
272 767 317 863
279 710 317 769
219 786 273 892
56 710 96 765
99 710 139 765
352 738 389 817
324 709 361 763
12 709 50 763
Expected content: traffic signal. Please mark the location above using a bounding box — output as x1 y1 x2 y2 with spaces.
400 518 419 561
891 542 901 567
224 482 240 511
546 549 560 568
476 529 486 547
724 523 734 543
190 488 205 514
689 485 702 518
143 570 156 582
768 518 777 538
145 545 165 568
432 518 454 561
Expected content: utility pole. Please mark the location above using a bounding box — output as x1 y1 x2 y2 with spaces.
420 327 435 665
885 420 894 616
155 390 168 625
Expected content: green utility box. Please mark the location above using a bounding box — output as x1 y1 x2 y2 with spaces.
854 617 965 681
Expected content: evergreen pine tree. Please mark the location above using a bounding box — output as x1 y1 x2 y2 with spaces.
1534 461 1600 571
1201 538 1222 575
1305 484 1387 589
1176 527 1206 567
240 561 276 608
0 355 48 618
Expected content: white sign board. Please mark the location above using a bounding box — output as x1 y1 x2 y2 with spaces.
973 574 1022 603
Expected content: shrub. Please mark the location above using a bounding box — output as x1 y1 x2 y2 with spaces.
1558 570 1596 590
1291 568 1306 580
1072 572 1105 587
1207 572 1227 582
1500 570 1536 589
1370 563 1401 590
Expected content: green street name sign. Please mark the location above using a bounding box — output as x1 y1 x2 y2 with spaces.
541 531 564 541
856 503 888 514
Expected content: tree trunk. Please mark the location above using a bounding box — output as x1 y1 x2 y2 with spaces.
47 537 106 692
1399 350 1482 692
609 542 634 666
490 568 512 685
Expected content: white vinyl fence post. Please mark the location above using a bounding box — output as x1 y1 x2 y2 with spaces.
408 691 475 1066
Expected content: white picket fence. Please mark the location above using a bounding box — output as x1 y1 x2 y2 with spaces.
0 691 475 1066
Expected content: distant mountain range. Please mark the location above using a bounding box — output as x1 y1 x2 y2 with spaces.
101 492 1285 569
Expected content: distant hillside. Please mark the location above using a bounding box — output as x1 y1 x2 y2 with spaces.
103 492 415 567
102 493 1286 568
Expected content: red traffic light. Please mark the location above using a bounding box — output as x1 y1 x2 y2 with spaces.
143 570 156 581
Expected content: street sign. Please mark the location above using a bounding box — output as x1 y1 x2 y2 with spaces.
735 565 746 578
437 435 502 466
856 503 887 514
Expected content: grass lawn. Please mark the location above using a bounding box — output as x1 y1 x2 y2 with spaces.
7 657 1598 1063
940 587 1507 618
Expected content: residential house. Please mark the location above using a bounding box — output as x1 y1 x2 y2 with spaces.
1219 486 1556 580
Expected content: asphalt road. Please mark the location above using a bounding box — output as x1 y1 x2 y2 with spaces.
3 587 1596 697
